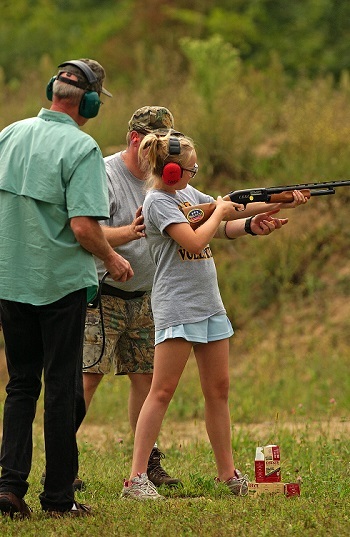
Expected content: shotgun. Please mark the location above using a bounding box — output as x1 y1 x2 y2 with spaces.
181 179 350 229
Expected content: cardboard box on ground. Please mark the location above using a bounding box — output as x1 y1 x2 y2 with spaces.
249 444 300 497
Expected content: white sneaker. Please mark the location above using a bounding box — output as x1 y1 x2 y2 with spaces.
120 473 165 501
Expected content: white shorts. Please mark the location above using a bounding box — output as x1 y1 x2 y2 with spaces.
155 314 234 345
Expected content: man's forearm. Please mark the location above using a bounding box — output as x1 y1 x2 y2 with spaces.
70 216 133 282
70 217 117 262
102 225 138 247
233 202 275 217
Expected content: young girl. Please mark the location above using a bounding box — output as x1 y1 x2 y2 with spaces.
121 133 302 500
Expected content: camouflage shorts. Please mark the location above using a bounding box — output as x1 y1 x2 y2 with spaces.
83 292 154 375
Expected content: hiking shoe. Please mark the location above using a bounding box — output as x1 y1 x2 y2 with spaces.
215 469 249 496
40 472 85 491
121 473 165 500
44 501 92 517
147 447 182 487
0 491 32 519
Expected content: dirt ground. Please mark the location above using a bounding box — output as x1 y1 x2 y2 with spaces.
76 417 350 452
1 346 348 448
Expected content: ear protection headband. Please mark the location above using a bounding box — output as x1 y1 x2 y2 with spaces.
162 137 182 185
46 60 101 119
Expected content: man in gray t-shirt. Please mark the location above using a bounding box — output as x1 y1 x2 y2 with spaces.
81 106 183 488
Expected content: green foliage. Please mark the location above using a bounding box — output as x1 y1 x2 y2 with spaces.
180 35 240 107
1 0 350 83
206 5 259 55
0 0 129 82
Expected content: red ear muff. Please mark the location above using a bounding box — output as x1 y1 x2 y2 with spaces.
162 162 183 185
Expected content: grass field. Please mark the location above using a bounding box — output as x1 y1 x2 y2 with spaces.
0 344 349 536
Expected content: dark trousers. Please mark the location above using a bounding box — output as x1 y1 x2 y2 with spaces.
0 289 87 511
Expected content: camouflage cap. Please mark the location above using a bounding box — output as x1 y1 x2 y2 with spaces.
128 106 182 135
57 58 112 97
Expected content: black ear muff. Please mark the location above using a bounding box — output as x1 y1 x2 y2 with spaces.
162 162 183 185
162 136 182 185
168 137 181 155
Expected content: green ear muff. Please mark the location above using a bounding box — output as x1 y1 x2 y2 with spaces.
46 76 56 101
78 91 101 119
46 78 101 118
46 60 102 118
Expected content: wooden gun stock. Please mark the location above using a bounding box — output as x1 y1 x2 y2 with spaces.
267 189 311 203
181 190 312 229
181 202 217 229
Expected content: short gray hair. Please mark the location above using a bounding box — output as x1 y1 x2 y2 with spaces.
53 79 85 104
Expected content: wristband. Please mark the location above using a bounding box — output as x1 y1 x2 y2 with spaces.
224 221 235 240
244 216 257 236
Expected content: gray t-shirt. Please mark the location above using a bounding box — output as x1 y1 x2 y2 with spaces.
95 151 155 292
142 185 226 330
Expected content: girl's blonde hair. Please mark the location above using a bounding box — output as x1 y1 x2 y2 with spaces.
138 132 195 190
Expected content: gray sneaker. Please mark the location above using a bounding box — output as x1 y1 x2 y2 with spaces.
120 473 165 501
215 469 249 496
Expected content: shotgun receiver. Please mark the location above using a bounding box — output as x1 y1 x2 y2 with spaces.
182 179 350 229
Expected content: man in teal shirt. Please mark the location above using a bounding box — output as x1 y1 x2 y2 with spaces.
0 58 133 518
